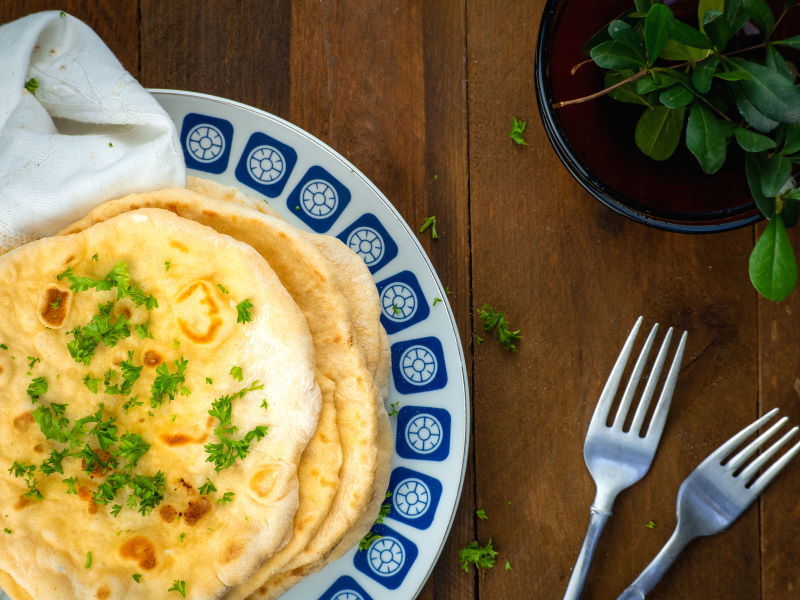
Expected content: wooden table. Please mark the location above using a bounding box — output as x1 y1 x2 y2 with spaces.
3 2 799 599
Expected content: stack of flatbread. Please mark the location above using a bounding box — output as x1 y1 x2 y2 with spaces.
0 177 393 600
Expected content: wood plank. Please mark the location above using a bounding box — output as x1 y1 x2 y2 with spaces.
0 3 139 76
289 2 474 598
466 0 761 598
758 223 800 599
139 0 291 116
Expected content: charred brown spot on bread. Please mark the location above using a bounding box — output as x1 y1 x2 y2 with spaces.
202 210 219 218
221 541 244 564
14 496 32 510
96 585 111 599
78 486 99 514
179 478 193 491
12 412 33 432
33 443 44 453
290 566 306 577
120 536 157 570
169 240 189 252
182 497 211 525
160 432 194 446
159 504 177 523
175 280 224 344
143 350 163 367
39 285 70 328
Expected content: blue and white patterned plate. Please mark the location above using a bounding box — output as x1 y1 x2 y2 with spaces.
165 91 468 600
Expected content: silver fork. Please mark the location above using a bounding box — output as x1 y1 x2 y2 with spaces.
563 316 688 600
616 408 800 599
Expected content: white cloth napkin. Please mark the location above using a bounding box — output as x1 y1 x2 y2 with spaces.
0 10 185 251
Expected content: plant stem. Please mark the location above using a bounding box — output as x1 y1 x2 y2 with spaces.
552 68 647 108
570 58 595 76
556 43 767 109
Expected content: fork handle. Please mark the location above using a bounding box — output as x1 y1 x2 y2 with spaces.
563 509 610 600
615 528 694 599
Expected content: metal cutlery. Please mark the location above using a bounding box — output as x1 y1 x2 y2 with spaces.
563 316 688 600
616 408 800 600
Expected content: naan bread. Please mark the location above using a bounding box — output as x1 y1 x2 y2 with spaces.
0 209 321 600
58 188 383 599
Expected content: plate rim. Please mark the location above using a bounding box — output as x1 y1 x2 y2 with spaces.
149 88 471 600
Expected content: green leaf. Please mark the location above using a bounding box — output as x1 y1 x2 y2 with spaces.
636 71 677 94
635 0 653 12
761 153 792 197
774 34 800 49
608 20 646 61
734 127 778 151
635 106 685 160
785 189 800 200
714 69 751 81
660 84 695 108
644 3 672 65
590 40 645 70
749 214 797 301
782 198 799 228
783 123 800 154
743 0 775 36
669 20 713 49
686 102 728 174
704 0 748 49
732 83 780 132
692 56 721 93
605 70 652 107
765 46 794 81
731 58 800 123
746 152 775 215
699 0 725 26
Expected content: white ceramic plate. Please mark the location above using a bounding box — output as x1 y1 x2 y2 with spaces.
0 90 468 600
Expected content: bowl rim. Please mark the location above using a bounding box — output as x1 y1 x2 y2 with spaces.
534 0 763 234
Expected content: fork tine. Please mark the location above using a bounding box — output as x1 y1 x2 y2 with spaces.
590 316 643 428
739 427 799 483
749 438 800 496
612 323 659 429
633 329 685 438
704 408 781 464
726 416 789 471
630 328 680 436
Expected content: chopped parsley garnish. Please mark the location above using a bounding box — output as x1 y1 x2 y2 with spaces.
122 396 143 413
509 117 528 146
217 491 235 505
85 406 119 450
83 374 101 393
75 443 118 474
178 532 186 542
118 433 150 469
260 400 269 410
92 471 165 515
63 477 79 495
85 551 92 569
32 402 70 443
91 253 99 261
387 401 399 417
58 262 157 310
134 323 153 339
229 366 243 381
66 302 131 365
50 297 62 309
206 377 213 385
0 344 7 350
3 528 11 534
198 479 217 495
477 304 522 351
40 448 70 475
419 215 439 239
26 356 40 370
375 492 392 524
459 539 498 572
217 283 229 294
476 508 488 520
150 357 188 408
391 304 402 316
168 580 187 597
433 297 443 306
26 376 48 403
105 352 142 395
24 77 38 94
358 532 382 551
205 381 268 471
164 261 171 272
8 461 42 499
236 299 253 324
132 574 142 583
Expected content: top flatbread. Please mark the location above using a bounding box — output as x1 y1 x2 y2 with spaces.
0 209 321 600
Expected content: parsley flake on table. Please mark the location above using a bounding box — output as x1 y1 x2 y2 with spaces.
358 532 382 551
433 297 443 306
505 559 513 571
24 77 38 94
477 304 522 351
229 365 243 381
476 508 488 520
646 520 656 530
419 215 439 239
168 579 187 597
85 551 92 569
375 492 392 524
236 299 254 323
387 401 400 417
459 538 498 573
509 117 528 146
205 381 268 471
150 357 188 408
217 491 235 505
26 376 47 403
199 479 217 495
